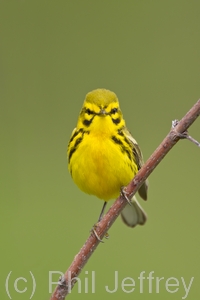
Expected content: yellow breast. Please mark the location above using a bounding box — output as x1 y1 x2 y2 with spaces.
69 128 137 201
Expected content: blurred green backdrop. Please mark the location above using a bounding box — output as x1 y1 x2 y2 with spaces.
1 1 200 299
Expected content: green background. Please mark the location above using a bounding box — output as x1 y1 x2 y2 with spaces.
1 1 200 299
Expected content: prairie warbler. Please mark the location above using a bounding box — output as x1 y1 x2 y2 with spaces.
67 89 148 227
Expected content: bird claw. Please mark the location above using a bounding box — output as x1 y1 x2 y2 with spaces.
90 224 109 242
92 227 104 243
121 187 132 206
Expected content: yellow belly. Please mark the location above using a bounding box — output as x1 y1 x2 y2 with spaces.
70 133 138 201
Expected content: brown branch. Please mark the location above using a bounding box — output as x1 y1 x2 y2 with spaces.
50 99 200 300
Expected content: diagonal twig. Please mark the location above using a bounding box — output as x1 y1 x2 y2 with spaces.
50 99 200 300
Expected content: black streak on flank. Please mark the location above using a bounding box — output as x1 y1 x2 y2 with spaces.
68 130 90 163
68 136 83 162
112 118 121 125
111 135 132 162
124 148 132 162
128 163 134 172
69 128 83 144
112 135 123 146
117 128 125 136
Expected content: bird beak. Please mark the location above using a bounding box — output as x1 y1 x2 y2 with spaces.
99 108 107 116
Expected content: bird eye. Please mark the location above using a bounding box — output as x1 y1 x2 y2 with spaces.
111 108 118 114
85 108 92 115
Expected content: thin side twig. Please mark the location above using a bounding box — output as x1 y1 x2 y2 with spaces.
50 99 200 300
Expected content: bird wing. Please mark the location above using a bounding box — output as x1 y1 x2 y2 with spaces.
124 128 148 201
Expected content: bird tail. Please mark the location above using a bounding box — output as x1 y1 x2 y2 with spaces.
120 196 147 227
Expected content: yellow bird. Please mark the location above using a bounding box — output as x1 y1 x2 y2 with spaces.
67 89 148 228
